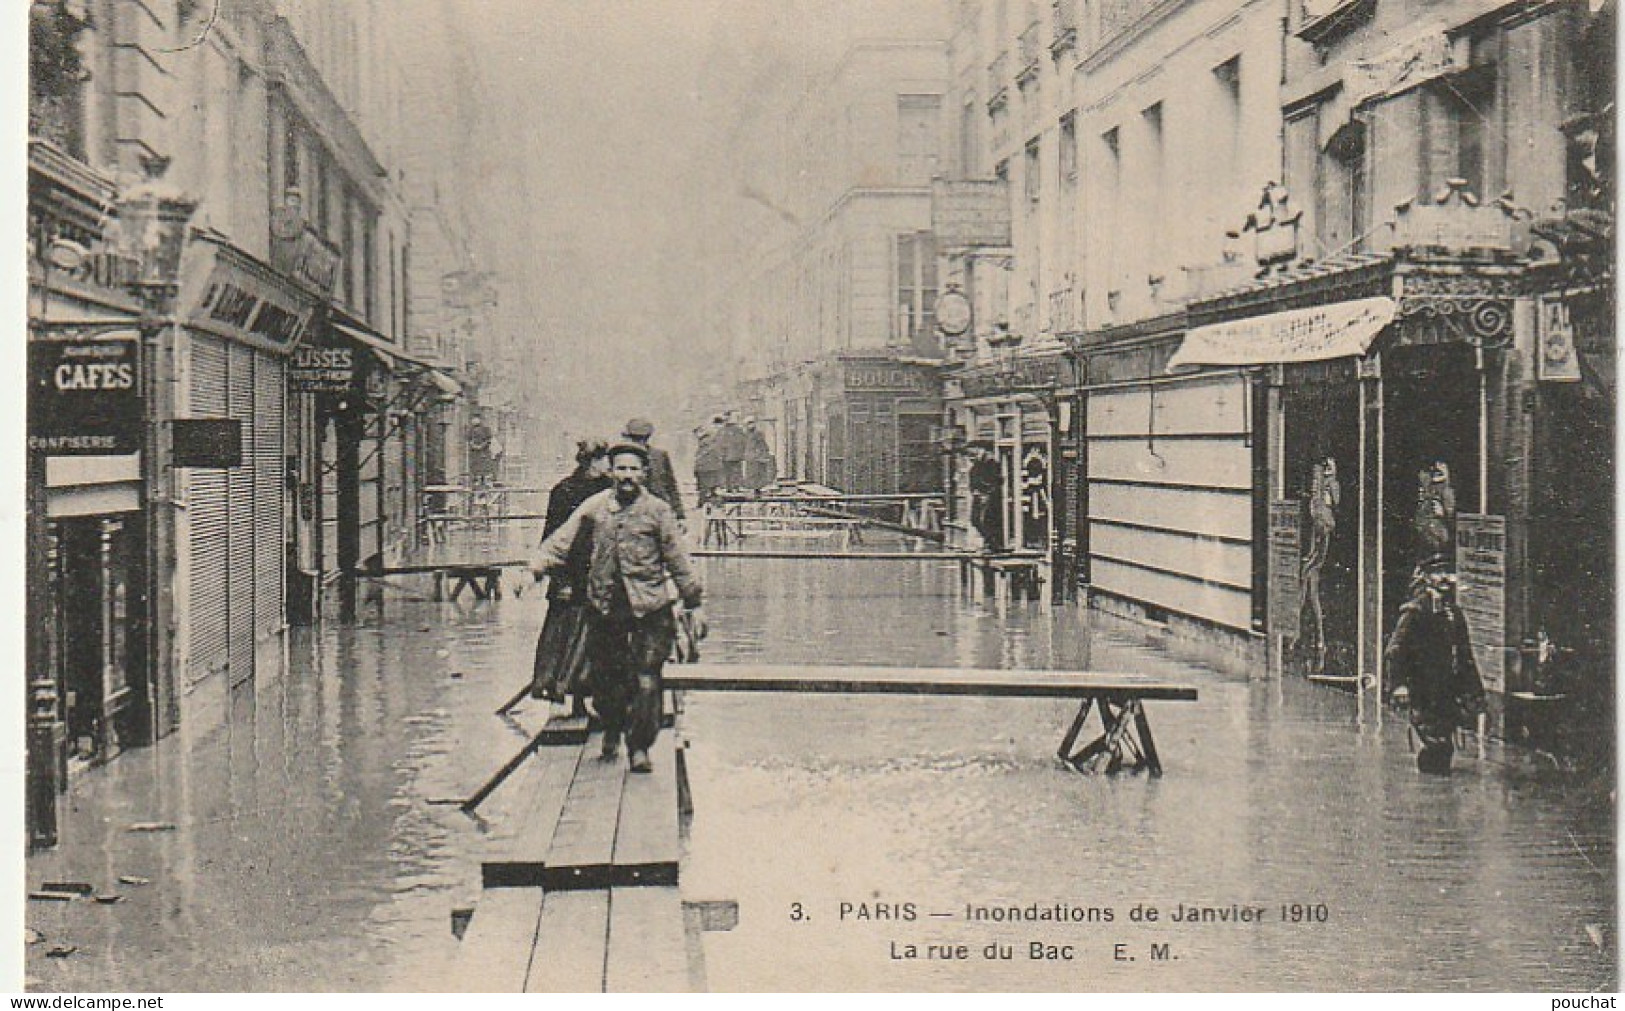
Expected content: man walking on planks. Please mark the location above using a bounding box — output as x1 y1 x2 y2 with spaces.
532 442 705 773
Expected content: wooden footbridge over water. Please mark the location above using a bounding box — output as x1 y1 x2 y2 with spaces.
442 662 1198 991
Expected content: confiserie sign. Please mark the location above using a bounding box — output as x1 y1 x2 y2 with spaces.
28 334 142 455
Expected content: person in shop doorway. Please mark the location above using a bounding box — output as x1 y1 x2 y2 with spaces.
531 442 705 773
530 439 612 710
1384 558 1485 774
967 442 1004 553
622 417 685 522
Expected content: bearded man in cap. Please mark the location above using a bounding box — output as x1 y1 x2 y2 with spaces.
622 417 684 521
531 442 704 772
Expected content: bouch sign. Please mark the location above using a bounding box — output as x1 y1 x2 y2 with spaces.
29 334 143 455
844 364 933 394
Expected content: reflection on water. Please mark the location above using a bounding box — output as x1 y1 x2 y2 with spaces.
23 546 1615 992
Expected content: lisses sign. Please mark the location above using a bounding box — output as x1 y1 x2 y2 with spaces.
28 334 143 455
291 346 355 392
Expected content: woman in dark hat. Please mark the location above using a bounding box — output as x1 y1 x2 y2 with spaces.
531 439 612 705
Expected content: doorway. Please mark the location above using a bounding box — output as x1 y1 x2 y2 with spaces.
1381 344 1482 637
49 515 147 763
1283 369 1361 678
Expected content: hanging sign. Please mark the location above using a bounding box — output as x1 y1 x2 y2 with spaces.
1268 500 1303 639
1536 296 1582 382
291 346 356 392
1170 297 1396 369
28 334 143 455
1454 513 1506 693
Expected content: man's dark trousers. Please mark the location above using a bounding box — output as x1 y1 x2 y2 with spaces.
588 588 676 752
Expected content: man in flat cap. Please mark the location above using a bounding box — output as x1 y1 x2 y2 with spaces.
622 417 685 522
531 442 704 772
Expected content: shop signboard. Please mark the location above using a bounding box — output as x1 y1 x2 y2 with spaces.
931 179 1012 249
1455 513 1506 692
1536 296 1582 382
1268 500 1303 640
291 346 356 392
28 334 143 455
844 363 931 393
180 237 319 353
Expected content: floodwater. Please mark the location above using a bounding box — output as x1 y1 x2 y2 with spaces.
22 539 1617 992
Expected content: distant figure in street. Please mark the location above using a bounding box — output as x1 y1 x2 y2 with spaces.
694 416 724 507
743 417 776 490
714 413 749 491
531 439 612 706
967 442 1004 553
531 442 705 773
467 413 496 487
1384 560 1484 774
622 417 684 521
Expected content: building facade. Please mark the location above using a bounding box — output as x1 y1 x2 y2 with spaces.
26 0 461 842
939 0 1614 753
686 1 955 496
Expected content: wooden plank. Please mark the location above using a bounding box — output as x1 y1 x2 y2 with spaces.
483 743 586 888
540 733 627 891
525 889 610 993
664 663 1198 701
604 886 690 993
445 887 545 992
611 734 680 887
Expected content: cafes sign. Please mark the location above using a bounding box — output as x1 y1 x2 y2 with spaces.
28 333 143 455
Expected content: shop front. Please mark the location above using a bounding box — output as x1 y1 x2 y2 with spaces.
945 346 1073 595
816 354 943 495
174 233 317 692
1073 318 1264 656
1184 249 1579 739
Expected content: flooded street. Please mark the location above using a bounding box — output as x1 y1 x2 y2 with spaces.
24 548 1615 992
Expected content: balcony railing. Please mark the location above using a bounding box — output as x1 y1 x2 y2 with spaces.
1017 21 1042 84
1051 0 1078 55
986 51 1010 112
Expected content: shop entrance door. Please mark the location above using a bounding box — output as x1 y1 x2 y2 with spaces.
1283 367 1360 678
1381 344 1481 638
52 516 144 763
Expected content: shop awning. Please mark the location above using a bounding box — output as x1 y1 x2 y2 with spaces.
330 318 414 369
422 368 461 397
1169 296 1396 370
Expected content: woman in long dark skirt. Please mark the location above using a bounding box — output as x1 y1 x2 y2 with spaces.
532 440 611 705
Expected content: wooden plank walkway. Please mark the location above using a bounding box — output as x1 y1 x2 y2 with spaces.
665 663 1197 700
665 662 1198 777
457 723 697 992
